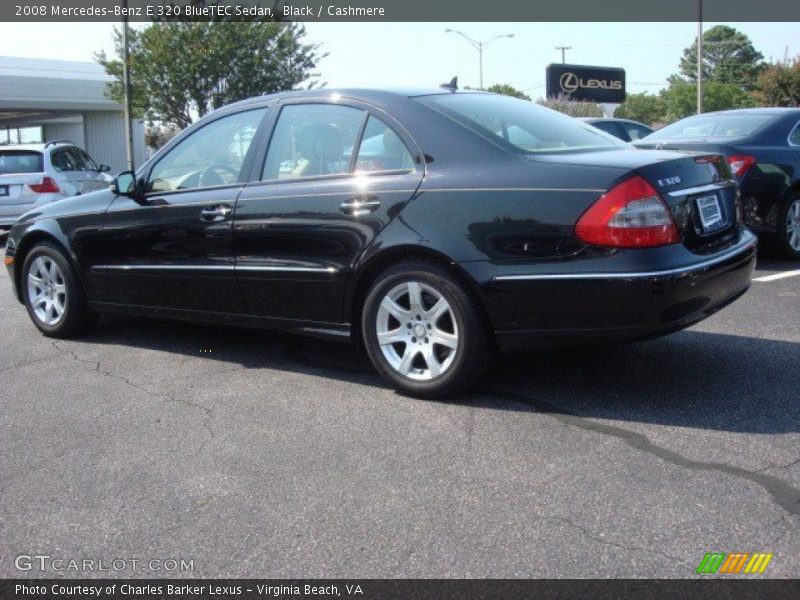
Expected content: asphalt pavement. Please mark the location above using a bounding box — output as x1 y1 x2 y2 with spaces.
1 248 798 578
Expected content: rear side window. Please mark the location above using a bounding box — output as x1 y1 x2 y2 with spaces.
789 122 800 146
416 93 624 153
647 114 774 141
262 104 365 180
0 150 43 174
354 116 414 173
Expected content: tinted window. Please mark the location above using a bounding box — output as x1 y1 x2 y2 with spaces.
149 108 266 193
354 116 415 173
262 104 365 180
417 93 624 153
68 147 99 171
789 121 800 146
647 113 774 141
590 120 626 139
0 150 43 174
623 123 653 141
51 148 75 171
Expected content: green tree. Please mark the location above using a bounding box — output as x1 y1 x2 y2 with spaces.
660 82 757 122
614 93 666 126
486 83 531 100
756 56 800 107
96 21 322 128
671 25 764 91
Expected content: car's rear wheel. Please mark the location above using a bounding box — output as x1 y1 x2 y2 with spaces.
361 260 492 398
776 193 800 259
22 242 95 338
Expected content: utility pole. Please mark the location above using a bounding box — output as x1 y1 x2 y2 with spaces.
697 0 703 114
122 0 135 172
445 29 514 90
556 46 572 64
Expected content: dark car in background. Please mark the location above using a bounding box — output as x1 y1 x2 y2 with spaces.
581 118 654 142
634 108 800 258
4 89 756 397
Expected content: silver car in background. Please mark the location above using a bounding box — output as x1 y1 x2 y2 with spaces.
0 141 112 229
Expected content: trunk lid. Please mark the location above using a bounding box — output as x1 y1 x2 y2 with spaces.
0 172 44 205
634 153 739 254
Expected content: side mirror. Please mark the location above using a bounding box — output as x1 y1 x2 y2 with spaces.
98 164 111 172
112 170 145 203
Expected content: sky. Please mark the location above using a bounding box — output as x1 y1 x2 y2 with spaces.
0 21 798 96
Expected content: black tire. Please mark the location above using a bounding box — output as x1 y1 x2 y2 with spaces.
774 193 800 259
361 259 493 398
21 242 96 338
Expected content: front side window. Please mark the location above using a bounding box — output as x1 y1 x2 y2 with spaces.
416 93 624 154
148 108 266 193
354 116 415 173
262 104 365 180
68 147 99 171
623 123 653 141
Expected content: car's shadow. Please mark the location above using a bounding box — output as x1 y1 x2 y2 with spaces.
75 314 798 435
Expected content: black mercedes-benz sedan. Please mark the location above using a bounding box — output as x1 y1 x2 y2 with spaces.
4 88 756 397
634 108 800 258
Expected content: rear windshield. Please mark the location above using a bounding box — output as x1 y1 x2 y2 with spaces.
416 93 624 154
647 113 774 141
0 150 44 174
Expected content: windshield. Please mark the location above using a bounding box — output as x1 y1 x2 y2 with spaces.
0 150 44 174
646 113 774 141
416 93 625 153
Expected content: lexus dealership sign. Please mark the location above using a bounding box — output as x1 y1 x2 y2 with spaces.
546 64 626 103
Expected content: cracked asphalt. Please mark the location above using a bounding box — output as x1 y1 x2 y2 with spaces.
1 250 798 578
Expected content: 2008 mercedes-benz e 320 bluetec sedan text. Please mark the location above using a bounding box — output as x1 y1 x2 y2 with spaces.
4 88 756 397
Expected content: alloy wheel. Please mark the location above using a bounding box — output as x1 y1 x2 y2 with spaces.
27 256 67 326
375 281 459 381
787 199 800 251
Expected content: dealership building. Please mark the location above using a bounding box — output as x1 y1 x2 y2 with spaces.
0 56 146 173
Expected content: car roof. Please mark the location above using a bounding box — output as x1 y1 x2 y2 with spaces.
698 107 800 117
0 141 74 152
225 87 486 110
580 117 650 126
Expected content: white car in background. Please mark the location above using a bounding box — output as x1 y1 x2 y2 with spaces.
0 141 112 229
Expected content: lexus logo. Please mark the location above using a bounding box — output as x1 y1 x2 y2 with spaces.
558 72 623 94
559 72 579 93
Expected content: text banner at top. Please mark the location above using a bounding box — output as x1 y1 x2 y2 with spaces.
4 0 800 22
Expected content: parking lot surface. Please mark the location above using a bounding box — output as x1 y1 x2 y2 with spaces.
1 251 798 578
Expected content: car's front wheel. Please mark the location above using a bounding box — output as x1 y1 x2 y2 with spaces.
21 242 95 338
361 260 492 398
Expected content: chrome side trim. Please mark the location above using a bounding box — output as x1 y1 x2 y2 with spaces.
94 264 337 274
492 241 756 282
237 265 337 273
667 182 735 197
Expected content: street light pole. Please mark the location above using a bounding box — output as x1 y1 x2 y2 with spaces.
444 29 514 90
556 46 572 64
122 0 135 172
697 0 703 114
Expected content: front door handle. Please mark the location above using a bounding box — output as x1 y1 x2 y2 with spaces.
200 204 232 222
340 196 381 216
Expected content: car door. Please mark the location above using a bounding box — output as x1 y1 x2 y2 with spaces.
94 106 270 313
233 100 424 325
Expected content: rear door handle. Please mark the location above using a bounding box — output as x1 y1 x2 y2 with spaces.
340 196 381 216
200 204 232 222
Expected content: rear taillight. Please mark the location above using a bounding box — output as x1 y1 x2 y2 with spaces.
575 175 680 248
727 155 756 178
27 176 60 194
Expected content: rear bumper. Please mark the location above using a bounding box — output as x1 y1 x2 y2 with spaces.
470 229 757 353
